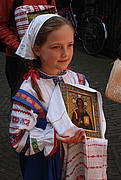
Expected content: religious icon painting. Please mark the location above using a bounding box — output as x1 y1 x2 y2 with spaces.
59 82 102 138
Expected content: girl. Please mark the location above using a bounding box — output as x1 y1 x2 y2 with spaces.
9 14 107 180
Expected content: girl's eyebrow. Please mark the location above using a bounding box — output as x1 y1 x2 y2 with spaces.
50 41 74 45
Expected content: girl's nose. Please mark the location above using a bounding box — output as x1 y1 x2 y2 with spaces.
61 47 68 57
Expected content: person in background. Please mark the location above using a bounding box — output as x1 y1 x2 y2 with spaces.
0 0 55 96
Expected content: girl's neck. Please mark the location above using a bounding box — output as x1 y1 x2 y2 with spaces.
39 68 66 76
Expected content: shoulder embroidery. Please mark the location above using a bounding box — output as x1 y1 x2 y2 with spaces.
13 89 47 114
13 100 31 111
77 73 86 85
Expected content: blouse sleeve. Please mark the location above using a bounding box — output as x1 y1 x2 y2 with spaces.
9 101 56 156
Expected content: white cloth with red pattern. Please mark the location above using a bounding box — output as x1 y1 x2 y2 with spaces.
15 5 57 40
47 84 107 180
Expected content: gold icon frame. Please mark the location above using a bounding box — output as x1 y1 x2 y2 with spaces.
59 82 102 138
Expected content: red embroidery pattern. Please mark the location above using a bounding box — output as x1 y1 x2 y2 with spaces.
88 154 107 158
88 164 107 169
77 73 84 85
66 162 87 177
9 130 25 148
88 144 107 147
12 108 31 116
11 116 30 126
66 151 87 165
9 128 22 136
13 100 31 111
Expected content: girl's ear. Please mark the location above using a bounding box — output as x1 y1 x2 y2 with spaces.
33 45 40 57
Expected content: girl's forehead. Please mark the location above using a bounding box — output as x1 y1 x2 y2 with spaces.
53 24 74 33
45 25 74 43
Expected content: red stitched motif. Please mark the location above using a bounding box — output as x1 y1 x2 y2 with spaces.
13 100 31 110
11 116 30 126
77 73 84 85
12 108 31 116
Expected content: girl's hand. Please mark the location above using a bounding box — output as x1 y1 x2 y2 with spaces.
56 129 85 144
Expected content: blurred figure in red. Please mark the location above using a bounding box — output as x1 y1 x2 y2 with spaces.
0 0 56 95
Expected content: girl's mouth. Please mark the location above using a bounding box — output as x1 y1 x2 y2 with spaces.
58 59 68 62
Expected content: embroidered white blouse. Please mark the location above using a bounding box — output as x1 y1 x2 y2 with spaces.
9 69 88 155
9 69 107 180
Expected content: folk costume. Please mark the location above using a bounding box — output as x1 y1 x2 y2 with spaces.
9 14 108 180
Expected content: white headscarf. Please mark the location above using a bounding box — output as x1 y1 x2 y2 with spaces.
16 14 60 60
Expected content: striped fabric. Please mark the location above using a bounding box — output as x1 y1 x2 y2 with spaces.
15 5 57 40
62 138 107 180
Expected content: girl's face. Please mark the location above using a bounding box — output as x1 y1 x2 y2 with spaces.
34 24 74 75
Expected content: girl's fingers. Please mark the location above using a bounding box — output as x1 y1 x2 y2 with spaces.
56 129 85 144
72 130 85 143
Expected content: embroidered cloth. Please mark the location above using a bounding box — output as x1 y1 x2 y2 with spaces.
15 5 57 40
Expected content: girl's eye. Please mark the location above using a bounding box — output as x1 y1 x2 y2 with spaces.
52 46 61 49
68 43 74 47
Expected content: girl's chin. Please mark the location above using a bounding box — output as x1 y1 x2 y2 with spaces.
56 68 67 74
57 64 69 71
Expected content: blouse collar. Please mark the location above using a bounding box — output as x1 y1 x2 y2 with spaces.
38 69 67 79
